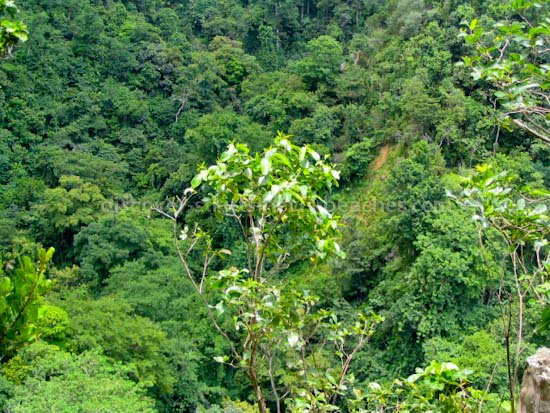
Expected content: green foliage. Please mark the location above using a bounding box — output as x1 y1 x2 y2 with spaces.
34 144 130 196
452 162 549 408
190 134 345 262
73 209 172 285
161 136 384 412
3 342 158 413
53 289 175 394
0 0 28 58
401 76 440 136
30 176 106 251
539 302 550 333
184 110 272 165
289 105 339 147
0 0 548 410
461 0 550 143
105 258 230 411
173 36 257 112
0 247 66 358
384 141 446 254
392 206 498 338
198 399 257 413
292 35 344 90
241 71 318 131
424 331 509 393
341 138 376 180
455 164 549 246
365 360 501 412
0 373 12 412
213 267 381 412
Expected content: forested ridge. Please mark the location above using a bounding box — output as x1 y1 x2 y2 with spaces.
0 0 548 412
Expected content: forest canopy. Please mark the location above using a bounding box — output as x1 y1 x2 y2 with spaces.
0 0 548 412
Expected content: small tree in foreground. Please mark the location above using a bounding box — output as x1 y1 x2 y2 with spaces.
0 247 59 359
156 134 381 413
364 361 501 412
451 164 549 412
0 0 28 58
460 1 550 144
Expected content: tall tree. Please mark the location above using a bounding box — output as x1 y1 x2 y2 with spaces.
156 135 381 413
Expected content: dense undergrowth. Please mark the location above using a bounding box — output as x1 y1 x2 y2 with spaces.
0 0 548 412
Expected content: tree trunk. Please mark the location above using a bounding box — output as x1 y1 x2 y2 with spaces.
248 353 268 413
251 373 268 413
518 347 550 413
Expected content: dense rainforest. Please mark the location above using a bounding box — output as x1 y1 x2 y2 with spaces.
0 0 548 412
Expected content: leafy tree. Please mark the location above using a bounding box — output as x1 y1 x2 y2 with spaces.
256 25 281 70
53 289 175 394
0 0 548 410
207 36 258 87
173 36 257 114
30 176 107 252
292 35 344 91
461 0 550 144
288 104 339 147
341 138 376 181
424 330 509 394
384 141 446 255
105 258 231 410
183 0 247 40
434 80 490 165
0 0 28 58
0 374 11 412
3 342 158 413
400 76 440 138
184 110 272 165
73 210 172 285
198 399 256 413
0 247 65 359
241 72 318 131
388 205 499 340
156 136 381 412
365 360 500 412
335 66 375 104
452 163 549 411
34 144 130 196
389 0 427 39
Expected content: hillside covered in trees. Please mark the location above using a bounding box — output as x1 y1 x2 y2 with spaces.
0 0 548 412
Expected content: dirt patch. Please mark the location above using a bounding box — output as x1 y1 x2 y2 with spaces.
372 144 391 171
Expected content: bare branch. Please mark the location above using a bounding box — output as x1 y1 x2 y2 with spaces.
512 118 550 144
